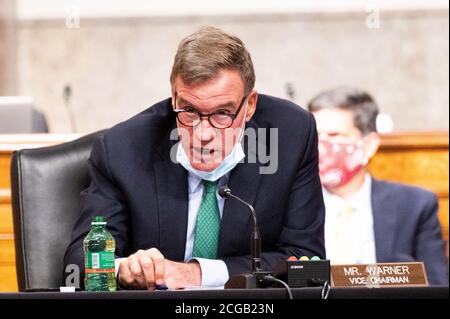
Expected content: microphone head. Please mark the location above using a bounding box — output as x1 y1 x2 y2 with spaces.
218 186 232 198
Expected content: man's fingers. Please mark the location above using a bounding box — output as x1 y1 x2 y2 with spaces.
128 255 143 277
148 248 165 286
138 252 155 288
118 261 138 288
124 256 146 288
118 248 167 290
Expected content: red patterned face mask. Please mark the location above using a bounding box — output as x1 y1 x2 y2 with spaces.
318 138 367 188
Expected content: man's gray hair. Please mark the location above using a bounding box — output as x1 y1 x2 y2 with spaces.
170 26 255 94
308 86 379 135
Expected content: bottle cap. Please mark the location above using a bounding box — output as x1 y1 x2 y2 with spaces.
91 215 106 225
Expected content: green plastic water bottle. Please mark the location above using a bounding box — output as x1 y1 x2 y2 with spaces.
83 216 116 291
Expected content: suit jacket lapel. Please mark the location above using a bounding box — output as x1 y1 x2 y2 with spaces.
218 121 262 257
372 178 396 262
153 124 189 261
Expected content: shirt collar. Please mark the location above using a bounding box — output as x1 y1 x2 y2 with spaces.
322 173 372 212
188 171 229 193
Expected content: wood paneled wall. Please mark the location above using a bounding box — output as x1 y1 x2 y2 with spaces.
368 132 449 244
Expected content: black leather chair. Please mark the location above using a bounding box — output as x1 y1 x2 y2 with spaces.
10 130 104 291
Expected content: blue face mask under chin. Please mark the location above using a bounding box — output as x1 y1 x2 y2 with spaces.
176 139 245 182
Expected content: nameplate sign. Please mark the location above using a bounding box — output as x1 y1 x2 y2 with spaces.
331 262 428 287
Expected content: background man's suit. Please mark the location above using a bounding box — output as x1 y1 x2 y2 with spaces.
64 94 326 279
371 179 448 285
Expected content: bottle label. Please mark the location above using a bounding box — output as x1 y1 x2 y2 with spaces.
85 252 115 273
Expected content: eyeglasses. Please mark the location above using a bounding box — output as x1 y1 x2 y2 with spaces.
173 94 248 129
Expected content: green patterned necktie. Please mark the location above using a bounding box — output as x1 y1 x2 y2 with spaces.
192 180 221 259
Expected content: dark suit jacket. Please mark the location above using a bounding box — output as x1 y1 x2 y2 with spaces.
372 179 448 285
64 94 326 282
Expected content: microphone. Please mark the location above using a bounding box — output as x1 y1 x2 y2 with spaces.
219 186 273 289
219 187 261 272
63 84 77 133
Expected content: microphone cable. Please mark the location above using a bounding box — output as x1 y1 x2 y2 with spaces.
309 278 331 299
261 275 293 300
320 280 331 299
262 276 331 300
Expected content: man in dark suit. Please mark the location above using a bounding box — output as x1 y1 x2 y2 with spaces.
64 26 325 289
308 86 448 285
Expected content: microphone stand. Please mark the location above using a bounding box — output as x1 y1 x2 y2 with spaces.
219 187 273 289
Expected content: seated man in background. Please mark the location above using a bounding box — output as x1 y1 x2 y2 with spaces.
64 26 325 290
308 86 448 285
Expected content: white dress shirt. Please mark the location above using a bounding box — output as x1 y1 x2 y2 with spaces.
323 174 377 264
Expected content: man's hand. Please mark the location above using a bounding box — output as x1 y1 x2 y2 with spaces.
117 248 202 290
164 259 202 289
118 248 165 290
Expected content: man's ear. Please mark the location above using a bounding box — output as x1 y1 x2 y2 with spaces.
245 90 258 122
363 132 381 160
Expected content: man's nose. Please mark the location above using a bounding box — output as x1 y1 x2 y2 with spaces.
194 117 216 142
